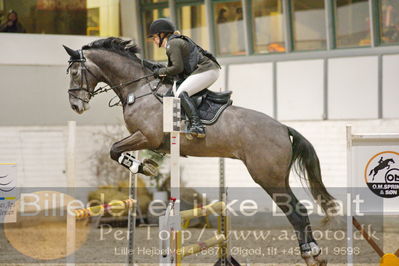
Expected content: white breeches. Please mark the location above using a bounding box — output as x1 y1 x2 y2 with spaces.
175 69 220 97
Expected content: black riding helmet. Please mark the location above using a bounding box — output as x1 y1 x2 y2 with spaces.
148 18 176 47
148 18 176 37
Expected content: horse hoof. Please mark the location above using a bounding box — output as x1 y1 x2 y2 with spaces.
184 133 193 140
143 158 159 167
303 255 325 266
314 256 327 266
142 163 159 176
196 133 206 139
302 255 317 266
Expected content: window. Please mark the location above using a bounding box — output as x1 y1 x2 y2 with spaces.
379 0 399 44
1 0 120 36
334 0 371 48
292 0 326 51
142 7 170 61
177 3 209 50
251 0 285 53
214 1 245 56
138 0 387 59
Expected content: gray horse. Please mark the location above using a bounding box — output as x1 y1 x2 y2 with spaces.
64 38 335 266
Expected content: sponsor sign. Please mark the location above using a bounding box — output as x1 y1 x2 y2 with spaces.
0 163 17 223
348 129 399 214
364 151 399 198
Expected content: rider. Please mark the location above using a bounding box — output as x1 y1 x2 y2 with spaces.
148 18 221 138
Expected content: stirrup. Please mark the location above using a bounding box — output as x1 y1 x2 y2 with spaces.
188 125 206 138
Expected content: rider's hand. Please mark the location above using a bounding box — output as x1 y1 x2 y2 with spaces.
153 68 160 78
154 68 166 79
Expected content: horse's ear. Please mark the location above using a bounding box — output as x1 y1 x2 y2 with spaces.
63 45 80 60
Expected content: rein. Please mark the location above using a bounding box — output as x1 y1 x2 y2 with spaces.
67 49 162 106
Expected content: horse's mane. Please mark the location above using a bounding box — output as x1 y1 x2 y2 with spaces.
82 37 140 60
82 37 162 71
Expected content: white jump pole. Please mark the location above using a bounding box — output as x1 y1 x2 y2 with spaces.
126 151 138 266
162 97 181 212
217 158 240 266
66 212 76 266
218 157 228 265
160 97 182 265
67 121 76 192
66 121 76 266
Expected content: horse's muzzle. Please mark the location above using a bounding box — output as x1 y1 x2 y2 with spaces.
71 103 84 114
70 101 89 114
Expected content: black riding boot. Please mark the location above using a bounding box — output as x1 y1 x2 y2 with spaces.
179 91 206 138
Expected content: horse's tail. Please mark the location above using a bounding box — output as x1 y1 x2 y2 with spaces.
287 127 336 225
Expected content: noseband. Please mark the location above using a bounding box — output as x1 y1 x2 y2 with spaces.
67 50 159 106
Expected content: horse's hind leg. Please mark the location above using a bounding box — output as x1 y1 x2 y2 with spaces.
248 165 327 265
267 185 327 266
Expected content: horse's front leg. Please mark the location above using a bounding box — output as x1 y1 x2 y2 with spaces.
110 130 159 176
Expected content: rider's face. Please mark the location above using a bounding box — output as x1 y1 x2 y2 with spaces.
152 33 168 47
152 35 160 46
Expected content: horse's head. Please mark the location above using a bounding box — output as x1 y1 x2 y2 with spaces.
64 38 161 115
63 45 102 114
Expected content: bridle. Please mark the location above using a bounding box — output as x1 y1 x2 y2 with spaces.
66 49 162 106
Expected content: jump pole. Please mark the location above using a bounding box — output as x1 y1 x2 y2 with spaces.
162 96 181 211
66 121 76 192
127 151 138 266
66 121 76 266
160 97 182 265
215 158 240 266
